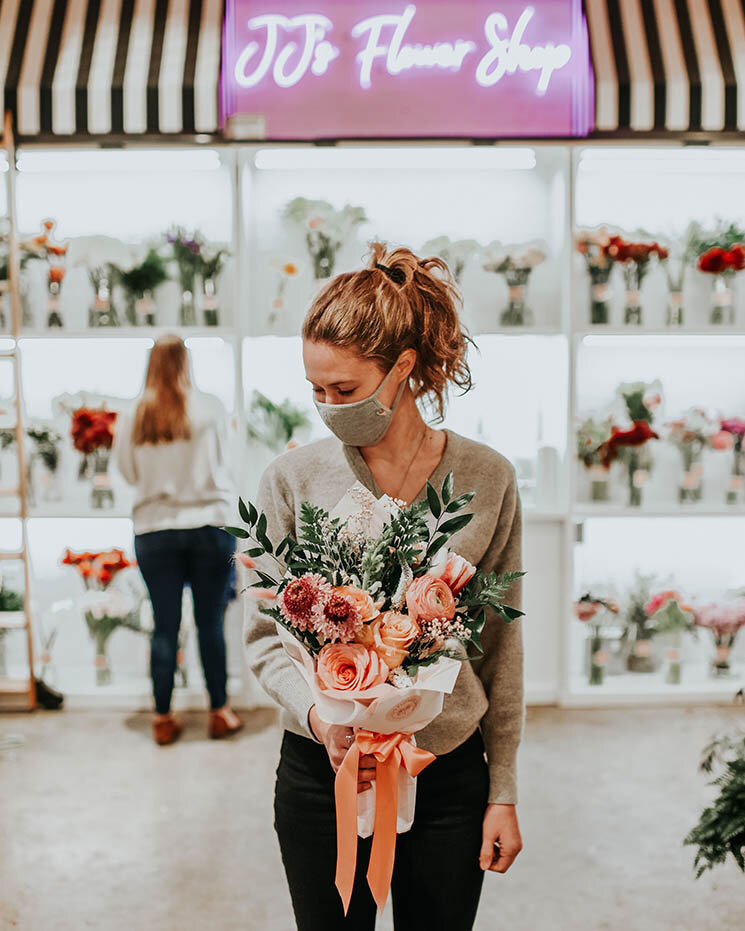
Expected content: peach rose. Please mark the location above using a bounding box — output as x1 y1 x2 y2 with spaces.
357 611 420 669
429 551 477 595
405 575 456 623
333 585 379 623
316 642 389 692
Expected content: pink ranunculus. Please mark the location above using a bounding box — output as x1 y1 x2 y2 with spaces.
316 642 389 692
357 611 420 669
573 601 599 622
405 575 456 623
429 551 477 595
710 430 734 451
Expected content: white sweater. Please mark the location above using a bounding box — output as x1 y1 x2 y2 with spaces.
114 391 235 535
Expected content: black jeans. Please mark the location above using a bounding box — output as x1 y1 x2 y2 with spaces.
274 728 490 931
134 526 235 714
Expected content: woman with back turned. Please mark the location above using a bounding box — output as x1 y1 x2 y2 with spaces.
244 243 525 930
115 335 243 745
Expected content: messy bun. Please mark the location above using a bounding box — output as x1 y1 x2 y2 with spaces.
301 241 472 421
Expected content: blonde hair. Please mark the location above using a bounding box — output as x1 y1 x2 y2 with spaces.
301 242 472 420
132 335 192 445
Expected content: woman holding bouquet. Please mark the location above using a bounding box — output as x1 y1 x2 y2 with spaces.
115 336 243 745
244 244 525 930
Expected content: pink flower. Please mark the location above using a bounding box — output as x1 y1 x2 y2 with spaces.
315 588 365 644
357 611 420 669
316 642 389 692
573 601 599 622
710 430 734 451
279 574 331 633
692 600 745 635
405 575 456 623
721 417 745 437
429 551 477 595
645 590 690 616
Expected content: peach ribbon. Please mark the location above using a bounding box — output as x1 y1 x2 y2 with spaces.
334 728 436 915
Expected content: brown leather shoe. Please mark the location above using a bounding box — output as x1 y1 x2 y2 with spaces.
208 709 244 739
153 716 183 746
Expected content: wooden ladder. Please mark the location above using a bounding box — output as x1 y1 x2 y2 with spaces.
0 112 36 711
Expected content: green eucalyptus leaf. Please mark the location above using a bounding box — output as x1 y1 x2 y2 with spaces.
445 491 476 513
238 498 251 525
223 526 249 539
426 481 441 518
248 501 258 525
438 513 474 536
441 471 454 504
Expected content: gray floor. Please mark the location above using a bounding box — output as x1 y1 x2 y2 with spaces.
1 703 744 931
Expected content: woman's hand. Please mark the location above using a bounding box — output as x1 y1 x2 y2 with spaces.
479 803 523 873
308 705 377 793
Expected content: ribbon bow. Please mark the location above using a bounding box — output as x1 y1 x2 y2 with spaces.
334 728 436 915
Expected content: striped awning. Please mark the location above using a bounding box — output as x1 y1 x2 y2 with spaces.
585 0 745 135
0 0 223 139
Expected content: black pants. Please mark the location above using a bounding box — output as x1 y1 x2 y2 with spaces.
134 525 235 714
274 728 490 931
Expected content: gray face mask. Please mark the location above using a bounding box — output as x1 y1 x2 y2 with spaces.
314 363 406 447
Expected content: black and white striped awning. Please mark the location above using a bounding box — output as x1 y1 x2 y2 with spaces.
0 0 223 139
586 0 745 134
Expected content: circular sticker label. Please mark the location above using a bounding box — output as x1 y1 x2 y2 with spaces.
386 694 422 723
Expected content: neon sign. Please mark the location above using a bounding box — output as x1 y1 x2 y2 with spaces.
221 1 593 139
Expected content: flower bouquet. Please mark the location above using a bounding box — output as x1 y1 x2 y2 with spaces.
692 599 745 678
230 472 524 913
62 548 143 685
20 220 69 328
421 236 479 284
596 382 661 507
576 415 613 501
0 581 24 677
606 235 668 325
665 408 719 504
660 226 699 327
87 265 119 327
573 593 619 685
26 425 62 503
691 222 745 325
645 590 694 684
167 228 202 326
720 417 745 505
576 229 617 325
198 243 229 327
70 408 117 508
268 258 300 328
246 391 311 454
283 198 367 280
623 572 659 673
483 242 545 326
111 248 168 326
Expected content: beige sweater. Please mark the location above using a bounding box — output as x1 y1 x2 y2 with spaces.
243 429 525 805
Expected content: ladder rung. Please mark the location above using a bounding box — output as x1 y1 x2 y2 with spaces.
0 487 20 497
0 611 26 629
0 678 32 695
0 552 25 561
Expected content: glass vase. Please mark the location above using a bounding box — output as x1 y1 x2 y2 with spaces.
90 449 114 509
88 278 119 327
46 280 63 327
127 289 156 326
626 448 650 507
666 290 684 327
711 642 732 678
622 264 644 326
678 446 704 504
202 277 219 326
664 634 683 685
308 231 337 279
588 630 608 686
588 266 612 325
710 275 735 325
588 464 610 501
179 289 197 327
726 444 744 505
499 269 533 326
627 635 656 673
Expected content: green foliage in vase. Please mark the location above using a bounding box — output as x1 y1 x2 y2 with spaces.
113 249 168 297
684 716 745 877
625 572 658 640
0 583 23 612
687 220 745 255
0 429 15 450
27 427 62 472
246 391 311 453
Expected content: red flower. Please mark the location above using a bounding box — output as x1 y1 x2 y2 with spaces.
698 245 745 274
597 420 659 466
71 408 117 453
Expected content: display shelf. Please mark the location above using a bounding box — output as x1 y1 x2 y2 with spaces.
574 505 745 519
16 327 237 340
573 327 745 338
0 611 26 629
563 667 743 707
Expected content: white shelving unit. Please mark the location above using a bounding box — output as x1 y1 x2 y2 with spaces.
2 142 744 709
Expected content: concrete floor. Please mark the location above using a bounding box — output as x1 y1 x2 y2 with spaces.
1 703 744 931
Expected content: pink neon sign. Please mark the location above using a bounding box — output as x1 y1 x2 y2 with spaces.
221 2 593 139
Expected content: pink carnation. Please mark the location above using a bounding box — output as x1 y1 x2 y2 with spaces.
692 600 745 635
314 589 364 644
279 574 332 632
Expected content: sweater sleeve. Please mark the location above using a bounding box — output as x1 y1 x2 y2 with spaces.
113 412 137 486
474 466 526 806
242 463 317 740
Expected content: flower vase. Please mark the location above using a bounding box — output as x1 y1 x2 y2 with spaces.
726 443 744 505
179 289 197 327
588 630 608 686
666 290 684 327
627 635 656 673
88 279 119 327
626 449 650 507
31 455 62 503
587 464 610 501
202 277 219 326
0 631 7 678
94 650 111 686
588 266 612 325
90 449 114 509
664 634 683 685
308 232 336 279
500 269 533 326
678 446 704 504
128 289 156 326
46 280 63 328
85 618 113 686
623 265 643 325
711 641 733 678
710 275 735 325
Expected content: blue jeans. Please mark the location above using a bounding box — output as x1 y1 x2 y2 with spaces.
274 728 489 930
134 526 235 715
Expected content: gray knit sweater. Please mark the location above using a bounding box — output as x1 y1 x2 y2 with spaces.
242 428 525 805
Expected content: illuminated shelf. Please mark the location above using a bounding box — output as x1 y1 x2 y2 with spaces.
573 505 745 519
564 666 743 707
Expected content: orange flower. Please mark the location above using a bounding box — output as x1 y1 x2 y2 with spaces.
405 575 455 623
333 585 378 623
316 642 389 692
357 611 419 669
282 262 298 276
49 266 65 284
